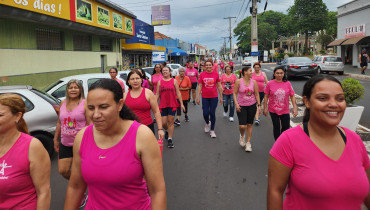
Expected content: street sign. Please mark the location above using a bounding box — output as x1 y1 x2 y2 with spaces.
251 52 260 56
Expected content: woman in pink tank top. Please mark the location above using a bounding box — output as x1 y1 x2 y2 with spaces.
124 69 164 140
53 79 90 207
152 63 163 94
251 62 268 125
64 79 166 209
156 66 185 148
233 66 261 152
0 94 50 209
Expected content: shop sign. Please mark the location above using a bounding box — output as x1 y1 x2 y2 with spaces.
126 19 153 45
153 51 166 62
345 24 366 38
0 0 134 36
151 5 171 25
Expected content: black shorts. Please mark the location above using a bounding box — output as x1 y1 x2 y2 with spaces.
148 122 155 136
236 103 257 125
59 143 73 159
361 62 368 67
161 107 177 116
191 83 197 90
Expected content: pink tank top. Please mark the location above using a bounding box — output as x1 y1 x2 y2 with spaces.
80 122 151 210
60 99 87 147
152 74 163 94
252 72 265 92
238 78 257 106
159 78 179 110
125 89 153 125
0 133 37 209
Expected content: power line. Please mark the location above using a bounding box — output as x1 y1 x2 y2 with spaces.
127 0 243 11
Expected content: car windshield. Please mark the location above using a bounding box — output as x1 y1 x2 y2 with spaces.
171 65 179 69
289 57 312 63
43 80 63 92
31 89 60 105
325 57 342 62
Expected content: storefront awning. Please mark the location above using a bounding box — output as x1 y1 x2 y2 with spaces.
168 48 188 56
122 43 166 52
327 38 348 46
341 36 369 45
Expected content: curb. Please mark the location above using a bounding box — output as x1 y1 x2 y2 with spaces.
345 73 370 81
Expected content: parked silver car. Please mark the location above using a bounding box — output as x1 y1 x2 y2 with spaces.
44 73 127 101
0 85 60 157
313 55 344 75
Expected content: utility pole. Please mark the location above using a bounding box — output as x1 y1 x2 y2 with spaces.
222 37 228 59
251 0 258 67
224 17 236 60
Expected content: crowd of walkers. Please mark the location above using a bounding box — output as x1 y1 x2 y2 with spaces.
2 59 370 209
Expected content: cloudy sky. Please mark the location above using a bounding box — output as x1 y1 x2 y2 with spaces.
112 0 350 50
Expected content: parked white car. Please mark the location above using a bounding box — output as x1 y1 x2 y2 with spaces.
118 70 152 82
242 56 253 66
0 85 60 157
167 64 184 77
313 55 344 75
44 73 127 101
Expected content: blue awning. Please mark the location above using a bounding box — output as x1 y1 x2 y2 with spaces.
168 48 188 56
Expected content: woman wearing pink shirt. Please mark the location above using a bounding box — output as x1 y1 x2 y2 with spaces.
213 58 219 72
64 79 166 209
196 60 223 138
221 65 237 122
251 62 268 125
220 61 225 73
0 94 51 209
185 61 199 105
268 74 370 209
263 66 298 140
151 64 163 94
109 68 125 94
229 59 234 70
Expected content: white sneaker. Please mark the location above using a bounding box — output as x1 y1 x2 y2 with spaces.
239 135 246 147
223 112 227 118
245 142 252 152
210 131 216 138
229 117 234 122
204 123 210 133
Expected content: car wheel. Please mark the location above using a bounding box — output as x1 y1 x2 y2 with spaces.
318 67 322 74
33 133 54 158
338 71 344 75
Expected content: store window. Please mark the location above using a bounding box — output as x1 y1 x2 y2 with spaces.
73 35 91 51
100 38 112 51
36 29 63 50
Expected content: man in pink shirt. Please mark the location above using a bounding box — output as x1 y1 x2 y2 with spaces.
185 61 199 105
219 60 225 73
109 67 125 94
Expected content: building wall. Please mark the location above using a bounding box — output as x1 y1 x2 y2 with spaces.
0 19 121 88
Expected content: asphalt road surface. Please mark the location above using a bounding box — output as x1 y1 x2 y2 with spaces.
50 95 277 209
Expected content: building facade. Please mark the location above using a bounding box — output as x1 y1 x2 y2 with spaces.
329 0 370 67
0 0 135 88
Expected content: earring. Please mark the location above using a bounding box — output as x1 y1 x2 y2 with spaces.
15 120 18 123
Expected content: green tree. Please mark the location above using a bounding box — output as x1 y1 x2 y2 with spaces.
288 0 328 54
326 11 337 38
316 30 334 50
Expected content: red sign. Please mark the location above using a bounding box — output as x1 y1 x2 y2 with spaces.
251 42 258 46
345 24 366 38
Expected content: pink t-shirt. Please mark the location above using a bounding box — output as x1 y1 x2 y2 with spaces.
220 62 225 70
264 80 295 115
221 73 237 95
270 126 370 210
60 99 87 146
229 61 234 67
115 79 125 91
185 68 199 83
213 63 219 72
194 62 198 67
152 74 163 95
198 71 220 98
252 72 266 92
142 79 150 89
80 122 151 209
0 133 37 209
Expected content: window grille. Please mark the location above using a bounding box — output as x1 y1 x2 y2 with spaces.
73 35 92 51
36 29 63 50
100 38 112 51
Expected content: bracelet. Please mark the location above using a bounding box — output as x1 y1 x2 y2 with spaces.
257 104 261 106
158 129 163 130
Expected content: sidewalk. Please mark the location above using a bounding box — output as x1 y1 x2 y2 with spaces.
342 64 370 81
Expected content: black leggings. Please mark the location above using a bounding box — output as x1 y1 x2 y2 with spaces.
270 112 290 141
177 100 188 116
